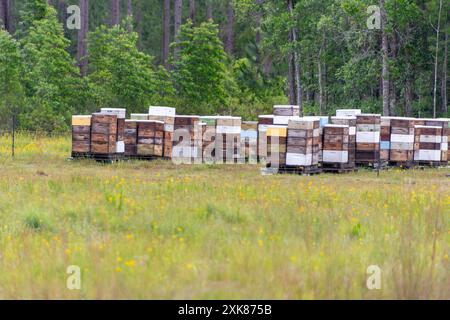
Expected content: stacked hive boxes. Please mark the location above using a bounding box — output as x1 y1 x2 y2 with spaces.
285 117 320 167
136 120 165 157
199 116 217 163
71 115 91 156
124 120 138 156
90 113 117 155
318 116 329 162
100 108 125 154
216 117 242 163
257 115 274 163
172 116 202 163
273 105 300 117
130 114 148 120
439 118 450 163
330 116 356 166
414 126 443 163
148 107 176 159
266 125 287 167
421 119 449 163
356 114 381 164
380 117 393 161
322 125 351 165
389 117 415 163
273 106 299 126
241 121 258 163
336 109 361 117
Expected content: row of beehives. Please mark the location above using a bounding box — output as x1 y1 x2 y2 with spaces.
72 106 450 166
259 107 449 168
72 107 245 162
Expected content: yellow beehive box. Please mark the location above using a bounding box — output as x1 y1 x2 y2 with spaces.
266 126 287 137
72 115 92 126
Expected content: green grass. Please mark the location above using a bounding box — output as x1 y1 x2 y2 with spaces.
0 134 448 299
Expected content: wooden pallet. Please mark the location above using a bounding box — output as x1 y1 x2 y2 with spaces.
70 152 92 159
91 153 124 163
275 165 322 176
388 160 414 169
356 161 385 169
414 161 446 168
322 162 358 174
126 155 160 161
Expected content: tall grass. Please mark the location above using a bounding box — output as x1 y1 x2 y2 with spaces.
0 134 448 299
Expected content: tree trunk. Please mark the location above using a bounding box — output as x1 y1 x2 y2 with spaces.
162 0 171 68
225 1 234 55
0 0 5 29
126 0 133 32
389 79 396 116
58 0 67 25
255 0 264 64
288 62 296 104
111 0 120 26
136 1 143 48
433 0 443 118
389 30 398 116
442 27 448 114
189 0 195 24
405 67 413 117
206 0 213 20
318 58 323 116
287 0 302 114
174 0 183 59
127 0 132 16
0 0 12 32
380 0 390 116
77 0 89 77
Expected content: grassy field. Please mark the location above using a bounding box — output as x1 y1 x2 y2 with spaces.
0 133 448 299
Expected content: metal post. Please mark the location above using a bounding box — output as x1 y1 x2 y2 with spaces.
12 114 15 158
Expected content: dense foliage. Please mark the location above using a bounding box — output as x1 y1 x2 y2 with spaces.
0 0 448 131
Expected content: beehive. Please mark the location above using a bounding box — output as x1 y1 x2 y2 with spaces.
421 119 449 163
330 116 356 165
273 105 300 117
389 117 415 163
90 113 118 155
71 115 91 156
124 120 138 156
257 115 274 163
322 124 351 165
356 114 381 164
149 107 176 159
380 117 393 161
336 109 361 117
172 116 202 163
266 125 287 167
317 116 329 162
199 116 217 163
136 120 165 157
100 108 126 154
285 117 320 167
241 121 258 163
414 126 443 163
130 114 149 120
215 116 242 164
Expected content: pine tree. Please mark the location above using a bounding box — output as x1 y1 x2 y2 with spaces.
171 20 228 114
20 4 81 131
0 29 23 127
17 0 49 38
87 22 159 113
